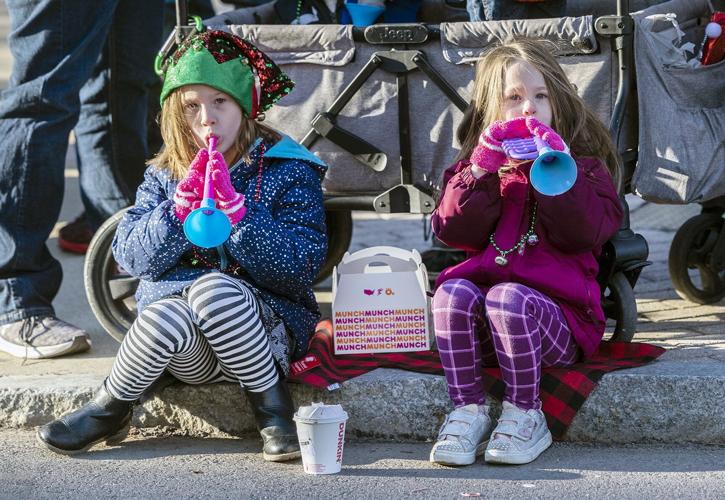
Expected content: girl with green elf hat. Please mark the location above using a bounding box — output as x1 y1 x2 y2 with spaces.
37 29 329 462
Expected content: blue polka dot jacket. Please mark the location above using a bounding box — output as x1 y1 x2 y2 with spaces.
111 136 328 359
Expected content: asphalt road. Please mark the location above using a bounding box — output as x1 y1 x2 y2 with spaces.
2 430 724 499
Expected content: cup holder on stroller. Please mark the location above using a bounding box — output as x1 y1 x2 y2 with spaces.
84 206 353 342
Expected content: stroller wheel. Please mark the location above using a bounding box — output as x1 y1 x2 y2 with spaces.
668 213 725 305
602 271 637 342
84 208 137 342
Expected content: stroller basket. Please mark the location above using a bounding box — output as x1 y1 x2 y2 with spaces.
631 0 725 204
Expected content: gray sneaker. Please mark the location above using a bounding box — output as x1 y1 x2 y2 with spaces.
0 316 91 359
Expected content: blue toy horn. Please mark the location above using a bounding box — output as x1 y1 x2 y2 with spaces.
345 2 385 27
529 145 577 196
183 136 232 248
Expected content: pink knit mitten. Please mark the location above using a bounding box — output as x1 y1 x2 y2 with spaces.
173 148 208 222
209 151 247 225
525 117 569 153
470 117 531 172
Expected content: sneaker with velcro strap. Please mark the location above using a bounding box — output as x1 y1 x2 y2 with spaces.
430 403 492 466
485 400 552 465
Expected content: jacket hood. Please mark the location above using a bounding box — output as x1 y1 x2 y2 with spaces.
266 136 327 174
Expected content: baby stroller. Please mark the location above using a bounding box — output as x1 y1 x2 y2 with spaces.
83 0 651 344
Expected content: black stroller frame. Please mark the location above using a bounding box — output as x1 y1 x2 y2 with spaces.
84 0 650 343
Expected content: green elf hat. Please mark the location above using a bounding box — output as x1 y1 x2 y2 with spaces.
159 29 294 119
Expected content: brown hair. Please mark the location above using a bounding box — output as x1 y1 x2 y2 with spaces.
148 87 280 179
456 38 621 191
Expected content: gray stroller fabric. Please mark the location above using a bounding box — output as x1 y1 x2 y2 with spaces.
631 0 725 204
209 18 615 195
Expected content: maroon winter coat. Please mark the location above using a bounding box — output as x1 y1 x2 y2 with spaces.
431 156 623 358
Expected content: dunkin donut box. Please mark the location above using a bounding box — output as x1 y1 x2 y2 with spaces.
331 246 431 355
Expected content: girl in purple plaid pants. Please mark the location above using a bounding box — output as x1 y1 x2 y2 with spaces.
428 40 623 466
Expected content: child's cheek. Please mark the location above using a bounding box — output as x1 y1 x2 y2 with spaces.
218 141 232 155
504 107 522 122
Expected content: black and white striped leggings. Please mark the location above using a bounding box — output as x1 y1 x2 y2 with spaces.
105 273 279 401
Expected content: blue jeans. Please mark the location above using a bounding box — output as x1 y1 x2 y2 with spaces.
0 0 162 324
76 1 164 230
467 0 567 22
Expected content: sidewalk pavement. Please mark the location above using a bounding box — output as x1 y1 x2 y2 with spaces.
0 2 723 445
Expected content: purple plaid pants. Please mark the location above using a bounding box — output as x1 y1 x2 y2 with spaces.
432 278 579 410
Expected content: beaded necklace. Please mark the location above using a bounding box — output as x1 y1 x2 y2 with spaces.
188 141 267 273
488 201 539 266
293 0 304 23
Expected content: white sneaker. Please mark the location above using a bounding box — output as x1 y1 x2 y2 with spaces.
485 401 552 465
430 404 492 466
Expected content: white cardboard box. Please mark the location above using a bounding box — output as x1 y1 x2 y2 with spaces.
332 246 431 355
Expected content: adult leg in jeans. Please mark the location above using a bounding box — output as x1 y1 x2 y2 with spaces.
467 0 485 21
467 0 567 21
0 0 119 358
74 0 164 232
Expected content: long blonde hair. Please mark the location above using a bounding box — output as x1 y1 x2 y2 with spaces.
456 38 621 191
148 87 280 179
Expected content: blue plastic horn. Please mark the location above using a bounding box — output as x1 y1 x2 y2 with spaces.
345 2 385 27
183 136 232 248
529 143 578 196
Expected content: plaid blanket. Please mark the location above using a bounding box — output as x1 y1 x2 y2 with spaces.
288 319 665 439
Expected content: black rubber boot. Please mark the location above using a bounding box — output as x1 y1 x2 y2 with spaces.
36 384 134 455
246 380 300 462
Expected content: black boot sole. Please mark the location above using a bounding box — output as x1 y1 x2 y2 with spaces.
35 423 131 456
263 449 302 462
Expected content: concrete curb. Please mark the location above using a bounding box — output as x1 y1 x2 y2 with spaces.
2 359 724 444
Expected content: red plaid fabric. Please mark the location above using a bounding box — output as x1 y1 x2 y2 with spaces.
288 320 665 439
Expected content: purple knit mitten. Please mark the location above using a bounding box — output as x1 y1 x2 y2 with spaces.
525 117 569 153
209 151 247 225
173 148 208 223
470 117 531 172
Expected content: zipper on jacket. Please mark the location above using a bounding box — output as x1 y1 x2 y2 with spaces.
216 226 245 271
216 140 257 271
229 138 263 174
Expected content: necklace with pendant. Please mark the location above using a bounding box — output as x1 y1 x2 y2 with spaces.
488 201 539 266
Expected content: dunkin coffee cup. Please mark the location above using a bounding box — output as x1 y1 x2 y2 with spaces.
294 402 349 474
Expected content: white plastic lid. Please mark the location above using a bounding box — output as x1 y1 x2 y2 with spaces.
294 402 349 424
